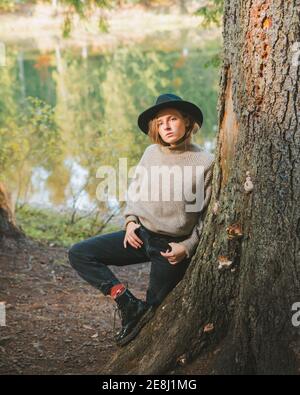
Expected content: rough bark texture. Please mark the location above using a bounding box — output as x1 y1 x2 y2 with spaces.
0 182 23 239
104 0 300 374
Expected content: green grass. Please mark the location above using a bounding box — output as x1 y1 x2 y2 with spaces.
16 204 120 247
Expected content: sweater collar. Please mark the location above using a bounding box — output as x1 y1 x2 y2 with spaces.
159 138 192 154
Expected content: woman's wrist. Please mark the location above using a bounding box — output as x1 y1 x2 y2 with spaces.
125 215 139 228
126 220 137 229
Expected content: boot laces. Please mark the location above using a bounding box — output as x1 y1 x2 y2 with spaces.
113 305 122 334
112 281 129 334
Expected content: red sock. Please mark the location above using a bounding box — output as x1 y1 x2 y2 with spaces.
109 284 126 299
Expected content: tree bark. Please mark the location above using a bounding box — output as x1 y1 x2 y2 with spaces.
0 182 23 239
104 0 300 374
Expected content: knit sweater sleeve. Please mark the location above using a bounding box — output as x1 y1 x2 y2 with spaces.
122 147 150 230
177 160 215 258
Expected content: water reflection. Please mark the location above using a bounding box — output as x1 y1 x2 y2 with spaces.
64 158 93 211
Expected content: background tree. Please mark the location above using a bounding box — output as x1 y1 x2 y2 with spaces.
104 0 300 374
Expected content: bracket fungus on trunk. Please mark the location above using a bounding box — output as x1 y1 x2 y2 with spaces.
244 171 254 193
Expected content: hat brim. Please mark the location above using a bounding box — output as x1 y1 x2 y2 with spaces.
137 100 203 134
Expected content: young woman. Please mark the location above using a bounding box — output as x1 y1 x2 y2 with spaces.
68 93 215 347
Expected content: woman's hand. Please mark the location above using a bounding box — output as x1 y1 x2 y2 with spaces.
160 242 188 265
123 222 144 249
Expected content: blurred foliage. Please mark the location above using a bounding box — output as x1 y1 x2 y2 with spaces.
16 204 119 246
60 0 113 36
19 97 62 165
195 0 224 27
0 95 62 178
0 48 63 214
0 1 224 35
0 0 26 11
0 0 184 36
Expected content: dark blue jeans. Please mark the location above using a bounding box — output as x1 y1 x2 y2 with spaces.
68 224 192 307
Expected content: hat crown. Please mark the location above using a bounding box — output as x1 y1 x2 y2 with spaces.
156 93 183 105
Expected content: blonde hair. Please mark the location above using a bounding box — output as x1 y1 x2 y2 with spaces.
148 110 199 147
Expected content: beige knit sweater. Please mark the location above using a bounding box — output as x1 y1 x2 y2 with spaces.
123 139 215 258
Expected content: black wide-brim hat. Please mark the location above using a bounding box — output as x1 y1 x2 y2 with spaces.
137 93 203 134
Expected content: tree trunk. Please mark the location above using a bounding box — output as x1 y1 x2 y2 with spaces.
104 0 300 374
0 183 23 239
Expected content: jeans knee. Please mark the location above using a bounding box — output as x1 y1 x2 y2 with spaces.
68 242 83 268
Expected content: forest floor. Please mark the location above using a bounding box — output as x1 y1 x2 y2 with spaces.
0 235 215 375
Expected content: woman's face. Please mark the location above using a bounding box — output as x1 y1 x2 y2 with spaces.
156 108 187 144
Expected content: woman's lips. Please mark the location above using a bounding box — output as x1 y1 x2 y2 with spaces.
165 132 173 137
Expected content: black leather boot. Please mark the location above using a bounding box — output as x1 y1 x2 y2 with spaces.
114 289 155 347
